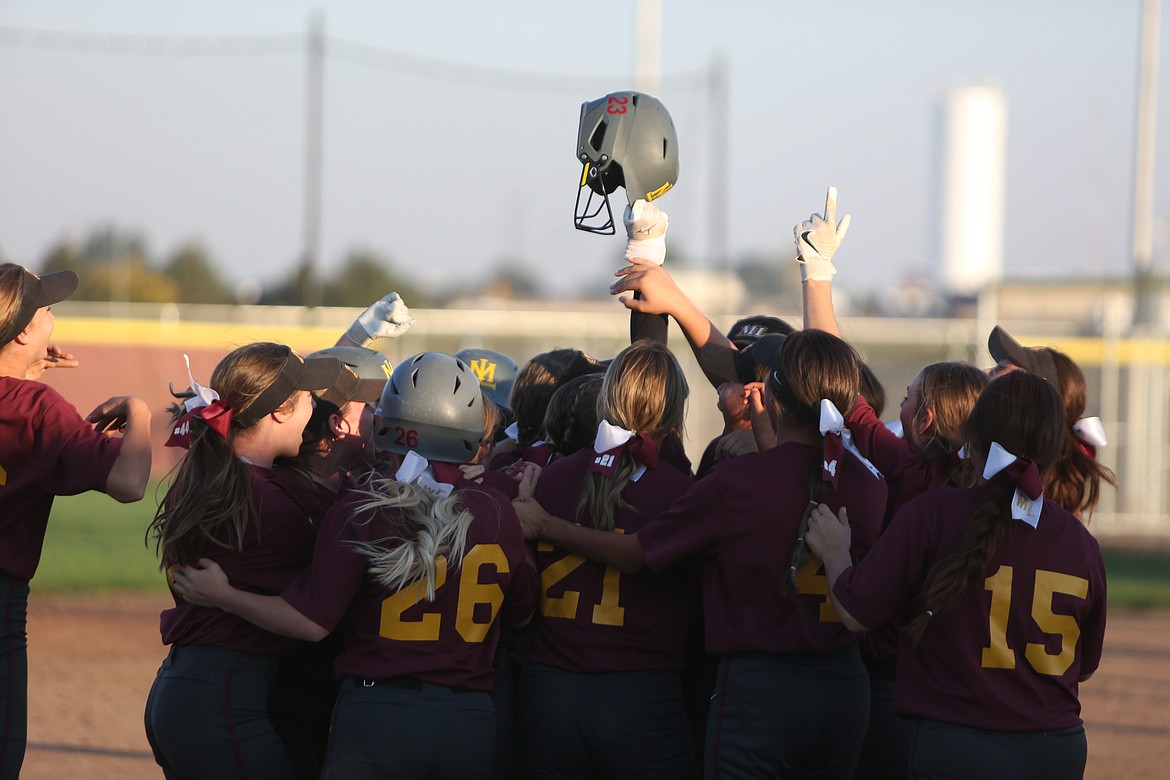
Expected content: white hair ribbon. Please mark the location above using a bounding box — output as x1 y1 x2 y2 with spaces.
819 399 883 484
181 353 220 412
394 450 454 498
1071 417 1107 448
590 420 650 482
982 441 1042 527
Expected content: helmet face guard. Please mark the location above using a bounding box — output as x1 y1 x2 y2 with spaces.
574 91 679 235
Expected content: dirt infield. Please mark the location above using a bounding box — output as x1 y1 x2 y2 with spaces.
18 593 1170 779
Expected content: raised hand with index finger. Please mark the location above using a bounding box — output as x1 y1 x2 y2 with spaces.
794 186 852 282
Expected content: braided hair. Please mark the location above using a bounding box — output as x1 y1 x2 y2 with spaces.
760 330 861 594
906 371 1065 644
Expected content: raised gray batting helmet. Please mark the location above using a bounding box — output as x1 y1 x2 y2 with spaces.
575 91 679 234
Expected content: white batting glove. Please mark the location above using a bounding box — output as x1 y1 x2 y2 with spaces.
346 292 416 344
794 186 852 282
624 199 669 265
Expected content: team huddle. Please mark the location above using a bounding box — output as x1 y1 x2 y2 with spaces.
0 92 1113 780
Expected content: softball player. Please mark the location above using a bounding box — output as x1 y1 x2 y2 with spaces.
144 343 341 780
515 329 888 779
806 370 1107 780
0 263 152 780
792 188 996 778
987 326 1117 519
516 340 697 780
259 346 391 779
171 352 538 780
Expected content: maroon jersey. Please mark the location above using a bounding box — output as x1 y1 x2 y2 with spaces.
846 398 959 528
0 378 122 581
160 465 318 654
639 441 887 655
833 487 1107 732
270 468 345 526
283 484 538 691
489 442 555 473
846 397 963 664
526 449 696 672
429 460 522 501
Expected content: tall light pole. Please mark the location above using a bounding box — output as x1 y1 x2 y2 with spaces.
708 53 730 271
302 12 325 307
634 0 661 96
1132 0 1161 328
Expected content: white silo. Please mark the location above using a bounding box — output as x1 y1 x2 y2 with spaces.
935 86 1007 296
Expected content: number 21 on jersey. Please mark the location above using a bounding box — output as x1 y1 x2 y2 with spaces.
538 535 626 627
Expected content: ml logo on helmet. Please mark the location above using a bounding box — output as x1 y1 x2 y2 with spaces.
469 359 498 389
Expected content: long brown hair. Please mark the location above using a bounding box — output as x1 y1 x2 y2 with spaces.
576 341 688 532
906 371 1065 644
149 343 303 567
1042 349 1117 519
511 348 605 446
765 330 861 594
910 362 989 462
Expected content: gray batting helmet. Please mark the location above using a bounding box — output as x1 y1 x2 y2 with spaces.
455 348 520 411
375 352 484 464
575 91 679 234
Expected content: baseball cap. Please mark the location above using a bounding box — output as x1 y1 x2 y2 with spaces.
235 349 342 426
0 264 79 346
456 348 520 411
309 346 391 407
703 333 789 384
726 315 796 349
987 326 1059 387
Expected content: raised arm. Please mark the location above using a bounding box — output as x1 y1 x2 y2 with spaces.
610 259 734 387
623 199 671 346
86 396 152 502
336 292 416 348
795 186 851 337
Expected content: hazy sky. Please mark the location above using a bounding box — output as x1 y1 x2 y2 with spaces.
0 0 1166 300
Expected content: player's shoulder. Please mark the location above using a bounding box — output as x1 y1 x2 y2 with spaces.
458 483 525 548
0 376 70 415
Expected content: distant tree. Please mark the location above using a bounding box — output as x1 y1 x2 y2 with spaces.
40 240 85 276
261 262 318 306
163 243 232 304
81 227 149 267
86 259 179 303
734 253 801 299
480 259 542 299
39 227 175 302
322 250 428 308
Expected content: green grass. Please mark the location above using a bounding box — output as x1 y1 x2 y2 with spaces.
31 489 1170 610
1102 547 1170 609
34 486 169 593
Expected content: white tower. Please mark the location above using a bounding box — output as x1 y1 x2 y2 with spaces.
936 86 1008 296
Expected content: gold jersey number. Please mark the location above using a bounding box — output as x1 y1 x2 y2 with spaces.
981 564 1089 676
537 533 626 627
379 544 509 644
